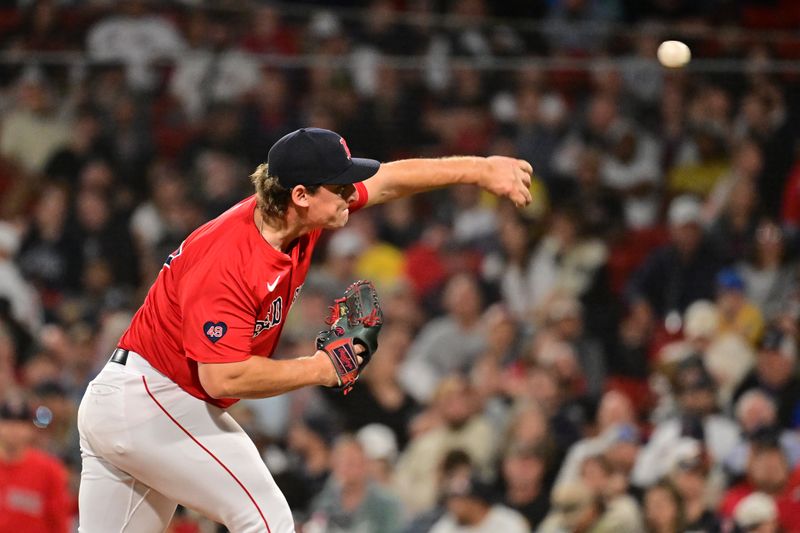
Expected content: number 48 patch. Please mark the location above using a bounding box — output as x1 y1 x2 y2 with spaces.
203 321 228 343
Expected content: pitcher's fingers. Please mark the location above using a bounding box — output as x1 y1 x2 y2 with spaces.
519 169 532 188
523 187 533 204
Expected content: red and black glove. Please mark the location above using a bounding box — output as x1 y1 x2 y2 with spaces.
316 280 383 394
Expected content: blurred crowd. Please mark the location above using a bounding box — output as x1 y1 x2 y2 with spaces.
3 0 800 532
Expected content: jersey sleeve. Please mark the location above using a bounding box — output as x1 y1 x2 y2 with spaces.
349 181 369 213
180 260 256 364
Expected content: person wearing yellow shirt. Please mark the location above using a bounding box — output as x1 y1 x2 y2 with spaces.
715 268 764 346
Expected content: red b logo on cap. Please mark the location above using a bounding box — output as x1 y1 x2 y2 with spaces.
340 137 352 160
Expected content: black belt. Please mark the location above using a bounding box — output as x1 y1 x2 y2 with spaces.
110 348 129 365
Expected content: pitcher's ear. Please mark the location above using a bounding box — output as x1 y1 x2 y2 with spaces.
291 185 311 208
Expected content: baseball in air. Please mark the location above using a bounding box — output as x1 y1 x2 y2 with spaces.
657 40 691 68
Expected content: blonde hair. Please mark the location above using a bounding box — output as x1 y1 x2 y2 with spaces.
249 163 320 220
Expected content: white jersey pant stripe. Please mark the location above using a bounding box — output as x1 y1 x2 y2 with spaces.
77 351 295 533
140 375 271 531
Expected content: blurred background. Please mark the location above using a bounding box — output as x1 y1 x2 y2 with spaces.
2 0 800 532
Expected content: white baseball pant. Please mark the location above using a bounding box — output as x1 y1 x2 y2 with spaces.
77 351 295 532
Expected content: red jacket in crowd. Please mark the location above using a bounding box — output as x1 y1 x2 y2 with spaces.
0 448 70 533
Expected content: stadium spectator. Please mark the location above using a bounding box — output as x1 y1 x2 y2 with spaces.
169 10 260 123
632 357 740 487
430 471 530 533
241 69 301 164
324 324 419 448
43 107 107 188
738 219 796 321
538 480 632 533
570 148 625 240
86 0 186 91
725 389 800 476
402 450 473 533
668 124 730 198
0 222 41 335
498 442 551 529
554 390 636 488
308 435 404 533
512 87 566 188
355 423 399 486
703 139 763 225
707 174 760 264
719 439 800 531
714 268 764 346
393 375 496 513
398 274 488 403
0 67 70 177
0 396 70 533
552 94 622 184
16 183 82 298
71 188 139 291
732 326 800 429
626 195 723 319
527 206 609 321
278 413 336 519
599 121 662 230
666 438 722 531
643 480 686 533
735 84 794 216
240 4 298 56
577 453 643 532
538 296 607 399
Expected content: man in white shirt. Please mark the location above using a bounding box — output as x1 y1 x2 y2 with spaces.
86 1 185 90
430 473 530 533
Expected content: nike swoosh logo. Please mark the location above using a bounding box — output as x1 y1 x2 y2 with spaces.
267 276 281 292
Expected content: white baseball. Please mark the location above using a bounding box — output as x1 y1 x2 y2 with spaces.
657 40 691 68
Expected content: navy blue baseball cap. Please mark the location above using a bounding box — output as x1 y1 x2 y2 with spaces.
267 128 380 188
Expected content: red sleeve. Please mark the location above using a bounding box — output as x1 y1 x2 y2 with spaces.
47 459 70 533
719 484 751 518
349 181 369 212
180 260 256 364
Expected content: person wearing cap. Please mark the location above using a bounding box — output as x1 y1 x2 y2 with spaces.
715 267 764 346
631 357 740 488
732 324 800 429
625 195 723 323
0 397 70 533
732 492 778 533
429 470 530 533
719 439 800 531
76 127 533 532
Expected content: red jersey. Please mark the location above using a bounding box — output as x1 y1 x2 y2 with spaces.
0 449 70 533
719 481 800 532
119 185 368 408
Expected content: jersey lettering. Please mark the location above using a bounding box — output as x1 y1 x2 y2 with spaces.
253 297 282 337
292 284 304 304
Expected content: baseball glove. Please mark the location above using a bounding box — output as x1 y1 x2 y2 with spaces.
316 280 383 394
